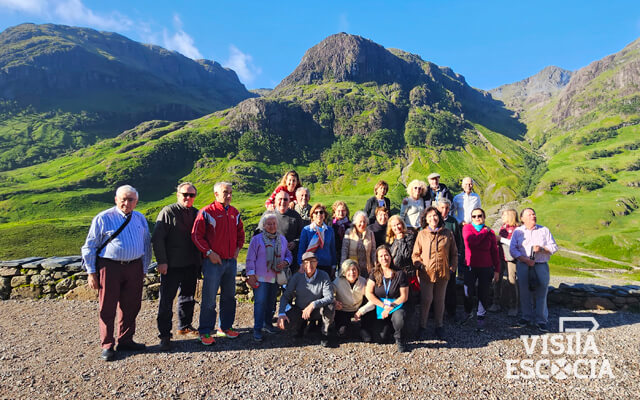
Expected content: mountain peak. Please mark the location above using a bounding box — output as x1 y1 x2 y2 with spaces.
275 33 422 89
489 65 573 109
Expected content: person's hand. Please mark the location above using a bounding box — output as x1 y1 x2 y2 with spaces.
276 261 288 271
381 306 391 319
354 312 362 322
247 275 258 288
288 202 296 210
302 303 314 320
526 258 536 267
335 300 343 311
533 245 546 254
287 242 296 251
88 273 100 290
402 198 408 206
277 315 289 330
208 251 222 265
493 271 500 283
156 263 168 275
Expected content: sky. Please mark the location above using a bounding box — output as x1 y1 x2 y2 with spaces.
1 0 639 90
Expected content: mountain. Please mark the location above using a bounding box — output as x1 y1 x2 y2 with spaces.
0 23 254 170
489 66 573 111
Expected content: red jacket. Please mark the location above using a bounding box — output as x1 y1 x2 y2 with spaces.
462 223 500 273
191 201 245 260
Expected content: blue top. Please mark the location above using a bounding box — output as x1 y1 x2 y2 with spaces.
297 224 337 267
81 206 152 273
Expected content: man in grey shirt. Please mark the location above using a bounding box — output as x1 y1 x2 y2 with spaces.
277 252 335 347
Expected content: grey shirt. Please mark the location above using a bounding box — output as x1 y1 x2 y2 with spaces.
278 269 334 314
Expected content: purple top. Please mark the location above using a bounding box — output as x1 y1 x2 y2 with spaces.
246 233 293 283
509 224 558 263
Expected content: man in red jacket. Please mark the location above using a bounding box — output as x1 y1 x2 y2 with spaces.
191 182 245 345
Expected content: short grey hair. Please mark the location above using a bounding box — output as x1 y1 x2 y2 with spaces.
213 181 232 194
177 182 197 194
295 186 310 198
257 212 278 231
462 177 474 184
116 185 138 198
352 210 367 225
436 198 452 207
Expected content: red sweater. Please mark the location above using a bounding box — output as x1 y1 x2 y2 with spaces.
462 223 500 273
191 201 245 259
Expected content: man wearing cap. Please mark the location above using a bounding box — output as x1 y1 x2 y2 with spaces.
452 177 481 225
277 252 335 347
423 172 453 207
81 184 152 361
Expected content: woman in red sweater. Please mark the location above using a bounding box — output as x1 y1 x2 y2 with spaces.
461 207 500 331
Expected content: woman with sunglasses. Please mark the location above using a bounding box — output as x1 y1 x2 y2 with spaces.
298 203 337 279
400 179 427 233
461 207 500 331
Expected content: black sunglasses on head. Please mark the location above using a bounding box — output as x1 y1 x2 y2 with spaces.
180 193 196 198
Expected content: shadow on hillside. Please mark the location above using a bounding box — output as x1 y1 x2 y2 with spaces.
462 90 527 141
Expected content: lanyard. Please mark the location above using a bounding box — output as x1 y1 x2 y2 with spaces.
383 277 391 298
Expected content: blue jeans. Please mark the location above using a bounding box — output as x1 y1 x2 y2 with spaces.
198 258 237 334
516 261 550 324
252 281 279 335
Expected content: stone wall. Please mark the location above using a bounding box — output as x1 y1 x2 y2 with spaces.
0 257 249 301
1 256 639 312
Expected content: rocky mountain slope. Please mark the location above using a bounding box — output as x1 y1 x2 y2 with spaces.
0 23 254 170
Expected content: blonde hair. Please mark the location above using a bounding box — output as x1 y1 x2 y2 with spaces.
338 259 359 279
331 200 350 219
502 208 520 226
385 215 406 244
406 179 427 196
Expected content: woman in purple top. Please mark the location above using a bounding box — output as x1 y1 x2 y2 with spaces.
246 213 293 342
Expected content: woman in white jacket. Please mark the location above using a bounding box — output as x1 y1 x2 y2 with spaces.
333 259 375 341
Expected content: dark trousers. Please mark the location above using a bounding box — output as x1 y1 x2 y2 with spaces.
368 308 406 343
285 304 335 336
98 259 144 349
445 269 457 316
157 265 199 338
463 266 493 316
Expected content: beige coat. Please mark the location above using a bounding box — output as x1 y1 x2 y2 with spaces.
340 227 376 276
412 228 458 283
333 276 375 314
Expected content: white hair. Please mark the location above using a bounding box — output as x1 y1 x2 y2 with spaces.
295 186 310 198
257 212 278 231
116 185 138 198
352 210 367 224
213 181 232 194
177 182 197 194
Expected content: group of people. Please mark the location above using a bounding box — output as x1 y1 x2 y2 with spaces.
81 169 557 360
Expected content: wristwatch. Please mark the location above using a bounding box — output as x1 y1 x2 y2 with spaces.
206 249 213 256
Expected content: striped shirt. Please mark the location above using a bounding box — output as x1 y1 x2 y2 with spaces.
81 206 152 273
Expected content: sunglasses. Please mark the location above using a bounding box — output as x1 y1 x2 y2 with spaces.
314 210 325 215
180 193 196 198
471 214 484 219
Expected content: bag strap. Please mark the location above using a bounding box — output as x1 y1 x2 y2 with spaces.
97 213 132 255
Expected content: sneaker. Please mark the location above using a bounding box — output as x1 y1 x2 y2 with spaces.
507 308 518 317
253 332 263 343
216 328 240 339
320 335 330 348
517 318 529 327
537 323 549 333
459 313 473 326
177 326 198 336
200 333 216 346
396 340 407 353
476 317 485 332
435 326 445 340
159 337 172 351
262 325 280 334
488 304 501 312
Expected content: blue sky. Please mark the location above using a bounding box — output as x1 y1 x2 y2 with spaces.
1 0 639 90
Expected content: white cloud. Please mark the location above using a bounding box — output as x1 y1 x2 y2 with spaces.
0 0 47 14
161 14 203 59
53 0 132 31
224 44 262 85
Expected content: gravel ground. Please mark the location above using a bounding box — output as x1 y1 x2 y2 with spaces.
0 299 639 400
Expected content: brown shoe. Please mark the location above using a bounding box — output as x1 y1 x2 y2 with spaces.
177 326 198 336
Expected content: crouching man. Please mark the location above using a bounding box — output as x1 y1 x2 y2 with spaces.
277 252 335 347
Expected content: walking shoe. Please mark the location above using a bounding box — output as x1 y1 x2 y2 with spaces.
517 318 530 327
459 313 473 326
253 332 263 343
435 326 445 340
177 326 198 336
488 304 501 312
101 347 115 362
507 308 518 317
262 325 280 334
396 340 407 353
216 328 240 339
537 323 549 333
476 317 485 332
159 337 172 351
320 335 330 348
116 341 146 352
200 333 216 346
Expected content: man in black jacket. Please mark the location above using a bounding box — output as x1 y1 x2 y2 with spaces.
424 172 453 207
151 182 202 350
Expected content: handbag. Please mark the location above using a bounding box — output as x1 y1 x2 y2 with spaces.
276 268 291 286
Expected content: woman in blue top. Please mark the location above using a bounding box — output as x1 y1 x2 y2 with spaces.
298 203 337 279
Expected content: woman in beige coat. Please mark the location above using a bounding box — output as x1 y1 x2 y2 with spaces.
412 206 458 340
341 211 376 278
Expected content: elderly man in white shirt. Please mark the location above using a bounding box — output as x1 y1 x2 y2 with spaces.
452 177 481 225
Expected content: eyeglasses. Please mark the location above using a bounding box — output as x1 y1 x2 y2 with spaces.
313 210 325 215
180 193 196 198
471 214 483 219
